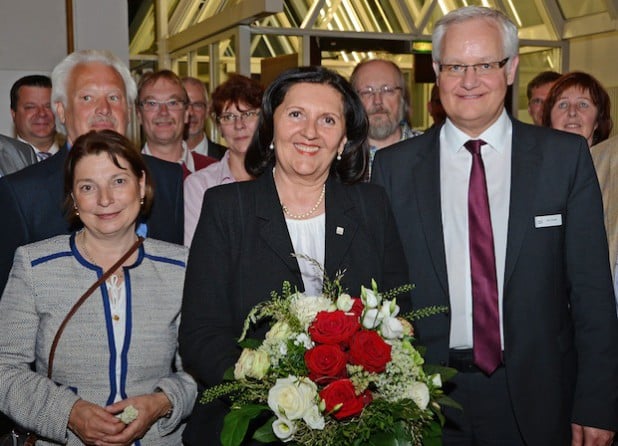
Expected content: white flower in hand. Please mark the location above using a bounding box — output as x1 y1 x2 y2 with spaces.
234 348 270 380
268 376 318 421
380 316 404 339
272 417 297 441
303 404 325 430
361 308 383 329
361 286 380 309
406 381 430 410
336 293 354 312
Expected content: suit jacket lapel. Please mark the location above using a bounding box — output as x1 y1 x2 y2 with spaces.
254 173 303 283
504 120 542 287
324 177 358 278
415 129 450 295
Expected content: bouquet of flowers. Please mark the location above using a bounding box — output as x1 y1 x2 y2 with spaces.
201 266 456 446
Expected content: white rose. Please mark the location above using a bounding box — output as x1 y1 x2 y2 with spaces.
407 381 430 410
302 404 325 430
266 321 293 340
268 376 318 420
234 348 270 380
361 286 380 308
336 293 354 312
272 417 297 441
380 316 404 339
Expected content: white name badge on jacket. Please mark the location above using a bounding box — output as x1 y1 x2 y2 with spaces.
535 214 562 228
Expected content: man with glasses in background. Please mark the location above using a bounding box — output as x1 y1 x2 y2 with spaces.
137 70 216 178
373 6 618 445
181 76 226 160
350 58 422 178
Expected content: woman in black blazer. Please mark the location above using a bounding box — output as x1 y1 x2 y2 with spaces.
179 66 410 445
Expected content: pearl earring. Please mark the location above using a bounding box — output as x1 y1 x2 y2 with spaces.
269 141 274 150
337 152 342 161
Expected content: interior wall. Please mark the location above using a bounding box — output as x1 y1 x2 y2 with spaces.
569 31 618 136
0 0 129 136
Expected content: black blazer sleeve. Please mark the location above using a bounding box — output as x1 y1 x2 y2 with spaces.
143 155 184 245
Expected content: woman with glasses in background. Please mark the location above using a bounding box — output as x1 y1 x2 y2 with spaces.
183 74 264 246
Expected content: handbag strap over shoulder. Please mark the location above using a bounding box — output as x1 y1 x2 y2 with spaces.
46 236 144 379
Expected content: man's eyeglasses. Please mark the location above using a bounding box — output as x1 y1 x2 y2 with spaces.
439 58 509 77
139 99 186 112
188 101 207 111
528 98 544 107
216 110 260 125
356 85 402 100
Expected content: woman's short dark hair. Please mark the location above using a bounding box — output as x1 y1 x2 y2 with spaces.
542 71 612 146
245 66 368 184
64 130 154 228
211 73 264 117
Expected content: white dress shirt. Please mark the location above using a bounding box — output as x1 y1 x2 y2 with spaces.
190 133 209 157
18 136 59 161
440 109 512 349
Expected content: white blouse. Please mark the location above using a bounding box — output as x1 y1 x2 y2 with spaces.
285 213 326 296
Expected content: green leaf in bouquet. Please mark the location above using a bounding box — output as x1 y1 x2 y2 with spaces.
367 429 413 446
239 338 262 349
223 367 235 381
421 420 442 446
423 364 457 383
221 404 269 446
252 416 277 443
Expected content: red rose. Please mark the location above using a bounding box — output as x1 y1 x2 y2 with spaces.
349 298 364 318
305 344 348 385
309 310 360 345
319 379 371 420
349 330 392 373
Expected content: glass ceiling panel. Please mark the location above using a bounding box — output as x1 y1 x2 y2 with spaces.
556 0 606 19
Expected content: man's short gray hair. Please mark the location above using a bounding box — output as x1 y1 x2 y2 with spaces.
432 6 519 75
51 50 137 133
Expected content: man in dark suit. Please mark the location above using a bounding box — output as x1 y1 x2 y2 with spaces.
373 6 618 446
0 134 37 176
0 50 183 296
182 76 226 160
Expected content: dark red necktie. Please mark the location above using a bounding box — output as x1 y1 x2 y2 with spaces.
465 139 501 375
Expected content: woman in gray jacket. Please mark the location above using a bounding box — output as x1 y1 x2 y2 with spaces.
0 130 195 445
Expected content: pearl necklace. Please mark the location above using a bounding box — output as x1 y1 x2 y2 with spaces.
281 183 326 220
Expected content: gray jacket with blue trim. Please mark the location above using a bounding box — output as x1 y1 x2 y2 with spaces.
0 234 196 445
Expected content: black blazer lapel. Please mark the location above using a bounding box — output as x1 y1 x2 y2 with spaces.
254 173 303 284
324 177 359 278
504 120 543 288
415 131 450 296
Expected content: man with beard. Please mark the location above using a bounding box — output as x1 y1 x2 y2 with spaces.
350 59 422 179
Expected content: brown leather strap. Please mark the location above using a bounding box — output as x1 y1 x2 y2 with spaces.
47 236 144 379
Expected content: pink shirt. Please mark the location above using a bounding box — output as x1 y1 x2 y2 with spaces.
184 151 235 246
